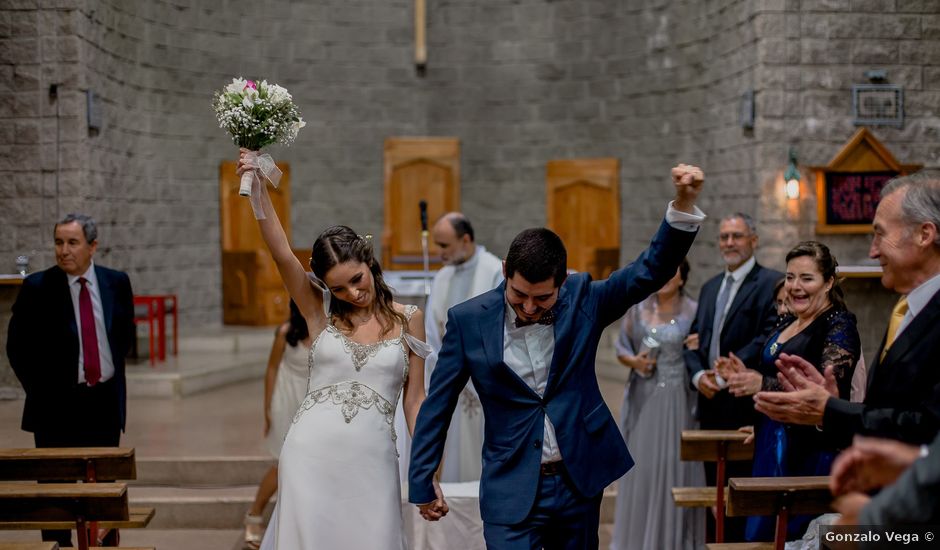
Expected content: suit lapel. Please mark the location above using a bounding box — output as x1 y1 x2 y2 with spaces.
478 292 505 370
478 287 542 399
877 290 940 374
53 266 78 336
722 264 761 330
699 276 720 349
544 286 571 395
96 266 115 333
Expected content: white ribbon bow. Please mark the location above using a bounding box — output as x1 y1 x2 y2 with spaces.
239 151 283 220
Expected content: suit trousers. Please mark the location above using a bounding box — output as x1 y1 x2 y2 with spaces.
34 379 122 547
483 467 602 550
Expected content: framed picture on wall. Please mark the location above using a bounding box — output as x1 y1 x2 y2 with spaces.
814 128 920 234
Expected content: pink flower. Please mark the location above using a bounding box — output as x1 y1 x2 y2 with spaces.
245 80 257 90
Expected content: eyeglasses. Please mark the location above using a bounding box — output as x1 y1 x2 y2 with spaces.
718 232 750 242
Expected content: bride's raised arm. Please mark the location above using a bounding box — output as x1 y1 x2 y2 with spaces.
236 150 324 325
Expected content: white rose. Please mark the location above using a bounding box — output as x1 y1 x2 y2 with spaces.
269 84 291 104
242 96 254 109
291 118 306 138
226 77 247 94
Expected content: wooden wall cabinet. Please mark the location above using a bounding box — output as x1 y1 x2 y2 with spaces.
546 158 621 279
382 137 460 270
219 160 300 325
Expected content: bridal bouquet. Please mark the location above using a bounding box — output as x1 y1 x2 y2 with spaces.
213 77 305 218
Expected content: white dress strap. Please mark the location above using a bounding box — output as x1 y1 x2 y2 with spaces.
308 273 331 317
403 332 432 359
401 305 431 358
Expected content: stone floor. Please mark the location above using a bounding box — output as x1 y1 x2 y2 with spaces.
0 329 630 549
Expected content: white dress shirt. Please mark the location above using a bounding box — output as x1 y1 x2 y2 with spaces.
692 255 757 389
66 262 116 384
895 271 940 337
502 202 705 463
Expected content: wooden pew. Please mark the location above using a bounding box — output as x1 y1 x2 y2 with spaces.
0 483 127 550
673 430 753 543
706 476 833 550
0 449 154 548
0 448 136 482
0 543 60 550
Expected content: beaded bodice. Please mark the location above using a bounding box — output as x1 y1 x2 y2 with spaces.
292 305 420 445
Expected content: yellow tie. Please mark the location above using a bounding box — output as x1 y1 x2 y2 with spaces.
881 295 909 360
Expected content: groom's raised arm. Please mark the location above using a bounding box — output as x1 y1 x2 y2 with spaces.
409 308 471 505
596 164 705 327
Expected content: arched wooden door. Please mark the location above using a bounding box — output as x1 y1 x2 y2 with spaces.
383 137 460 270
546 158 620 279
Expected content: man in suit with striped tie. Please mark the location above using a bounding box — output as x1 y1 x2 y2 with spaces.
756 172 940 447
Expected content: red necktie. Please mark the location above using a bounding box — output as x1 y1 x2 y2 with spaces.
78 277 101 386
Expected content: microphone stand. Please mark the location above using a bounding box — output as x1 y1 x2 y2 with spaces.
421 228 430 296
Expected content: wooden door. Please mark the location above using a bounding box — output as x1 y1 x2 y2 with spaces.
546 158 620 279
383 137 460 270
219 160 293 325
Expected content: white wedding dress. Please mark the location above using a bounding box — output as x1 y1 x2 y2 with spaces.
260 303 428 550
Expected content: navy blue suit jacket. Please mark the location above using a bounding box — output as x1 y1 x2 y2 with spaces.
7 264 134 435
409 220 697 525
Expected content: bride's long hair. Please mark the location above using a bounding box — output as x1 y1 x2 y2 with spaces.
310 225 407 336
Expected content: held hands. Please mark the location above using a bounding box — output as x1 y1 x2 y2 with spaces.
417 480 449 522
670 163 704 212
617 352 656 376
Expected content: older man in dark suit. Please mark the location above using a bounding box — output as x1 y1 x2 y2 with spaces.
683 212 781 540
7 213 135 546
756 172 940 447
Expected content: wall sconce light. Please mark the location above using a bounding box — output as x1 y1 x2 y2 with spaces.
784 147 801 200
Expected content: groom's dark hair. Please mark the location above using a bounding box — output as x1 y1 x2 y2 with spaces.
505 228 567 287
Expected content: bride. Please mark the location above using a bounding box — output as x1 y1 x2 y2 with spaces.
237 151 447 549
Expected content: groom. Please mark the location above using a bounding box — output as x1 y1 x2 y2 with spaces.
409 164 706 548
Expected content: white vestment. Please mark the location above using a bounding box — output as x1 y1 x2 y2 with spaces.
396 245 503 482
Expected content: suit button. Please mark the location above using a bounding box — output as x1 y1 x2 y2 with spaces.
533 439 541 449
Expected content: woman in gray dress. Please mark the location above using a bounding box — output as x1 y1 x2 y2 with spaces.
610 259 705 550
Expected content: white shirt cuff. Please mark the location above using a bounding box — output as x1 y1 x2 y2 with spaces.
665 201 706 232
921 444 930 458
691 370 704 388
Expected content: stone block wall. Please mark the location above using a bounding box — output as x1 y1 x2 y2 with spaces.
1 0 938 389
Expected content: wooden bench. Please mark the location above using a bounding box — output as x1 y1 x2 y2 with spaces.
0 543 61 550
704 476 832 550
672 430 753 543
0 449 154 549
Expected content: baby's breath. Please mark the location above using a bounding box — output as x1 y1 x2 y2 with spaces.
212 78 305 150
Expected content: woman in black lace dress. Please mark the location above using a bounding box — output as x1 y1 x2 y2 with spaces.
718 241 860 541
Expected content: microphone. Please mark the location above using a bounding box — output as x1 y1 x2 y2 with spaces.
419 200 428 232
